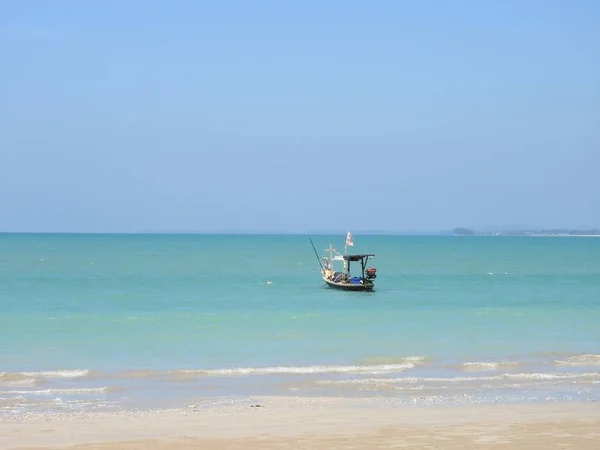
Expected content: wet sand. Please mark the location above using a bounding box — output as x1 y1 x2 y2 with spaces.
3 397 600 449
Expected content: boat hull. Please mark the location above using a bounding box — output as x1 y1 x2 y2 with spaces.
323 277 374 292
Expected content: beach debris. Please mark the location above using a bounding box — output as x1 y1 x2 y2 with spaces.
250 404 262 407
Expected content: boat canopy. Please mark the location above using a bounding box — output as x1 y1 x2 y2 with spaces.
343 254 375 261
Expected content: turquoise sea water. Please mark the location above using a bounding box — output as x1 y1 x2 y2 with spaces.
1 233 599 414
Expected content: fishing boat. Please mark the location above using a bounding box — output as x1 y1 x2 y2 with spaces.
309 232 377 292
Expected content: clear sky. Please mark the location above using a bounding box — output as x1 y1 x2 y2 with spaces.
1 0 599 233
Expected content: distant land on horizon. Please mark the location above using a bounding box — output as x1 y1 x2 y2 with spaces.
2 227 600 236
447 227 600 236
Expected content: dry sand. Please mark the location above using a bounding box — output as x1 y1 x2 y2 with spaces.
3 397 600 449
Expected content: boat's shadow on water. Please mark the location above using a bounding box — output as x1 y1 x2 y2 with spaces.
319 284 380 296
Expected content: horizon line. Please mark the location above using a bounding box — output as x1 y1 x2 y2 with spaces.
2 228 598 236
0 230 439 236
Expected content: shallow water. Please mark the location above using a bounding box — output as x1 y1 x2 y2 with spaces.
1 233 599 413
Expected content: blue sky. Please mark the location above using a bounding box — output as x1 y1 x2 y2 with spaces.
1 0 599 233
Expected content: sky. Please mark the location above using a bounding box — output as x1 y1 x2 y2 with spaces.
1 0 599 233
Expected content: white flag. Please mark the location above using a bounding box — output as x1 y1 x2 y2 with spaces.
345 231 354 247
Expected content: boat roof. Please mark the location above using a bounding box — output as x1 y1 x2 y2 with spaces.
343 254 375 261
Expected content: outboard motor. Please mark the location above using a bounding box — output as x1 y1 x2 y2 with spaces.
365 267 377 279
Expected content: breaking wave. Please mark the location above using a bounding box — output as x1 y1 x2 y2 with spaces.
555 354 600 366
358 356 427 366
461 361 517 371
175 362 418 377
0 373 37 386
316 371 600 385
18 369 91 379
0 387 109 396
0 370 92 387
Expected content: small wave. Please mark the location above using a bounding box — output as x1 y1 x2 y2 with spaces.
175 363 417 377
19 369 90 379
502 372 600 381
555 354 600 366
461 361 517 372
317 371 600 385
0 387 108 396
0 378 36 387
113 364 417 380
0 373 37 386
358 356 427 366
115 370 170 379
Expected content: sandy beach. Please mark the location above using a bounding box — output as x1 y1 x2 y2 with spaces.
3 397 600 449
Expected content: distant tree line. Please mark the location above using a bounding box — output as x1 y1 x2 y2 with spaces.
449 228 600 236
496 229 600 236
453 227 475 236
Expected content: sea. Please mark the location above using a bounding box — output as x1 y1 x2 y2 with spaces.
1 233 599 415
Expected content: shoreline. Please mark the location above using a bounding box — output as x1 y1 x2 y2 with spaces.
2 397 600 449
3 353 600 417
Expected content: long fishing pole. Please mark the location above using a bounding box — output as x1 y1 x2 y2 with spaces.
309 238 324 269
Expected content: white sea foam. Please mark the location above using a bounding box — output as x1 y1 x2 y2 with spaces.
501 372 600 381
316 372 600 385
555 354 600 366
461 361 517 371
0 387 108 396
176 363 417 377
358 356 427 366
404 356 427 363
19 369 90 379
0 373 37 386
0 378 37 387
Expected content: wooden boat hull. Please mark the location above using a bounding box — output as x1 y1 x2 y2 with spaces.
323 277 374 292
